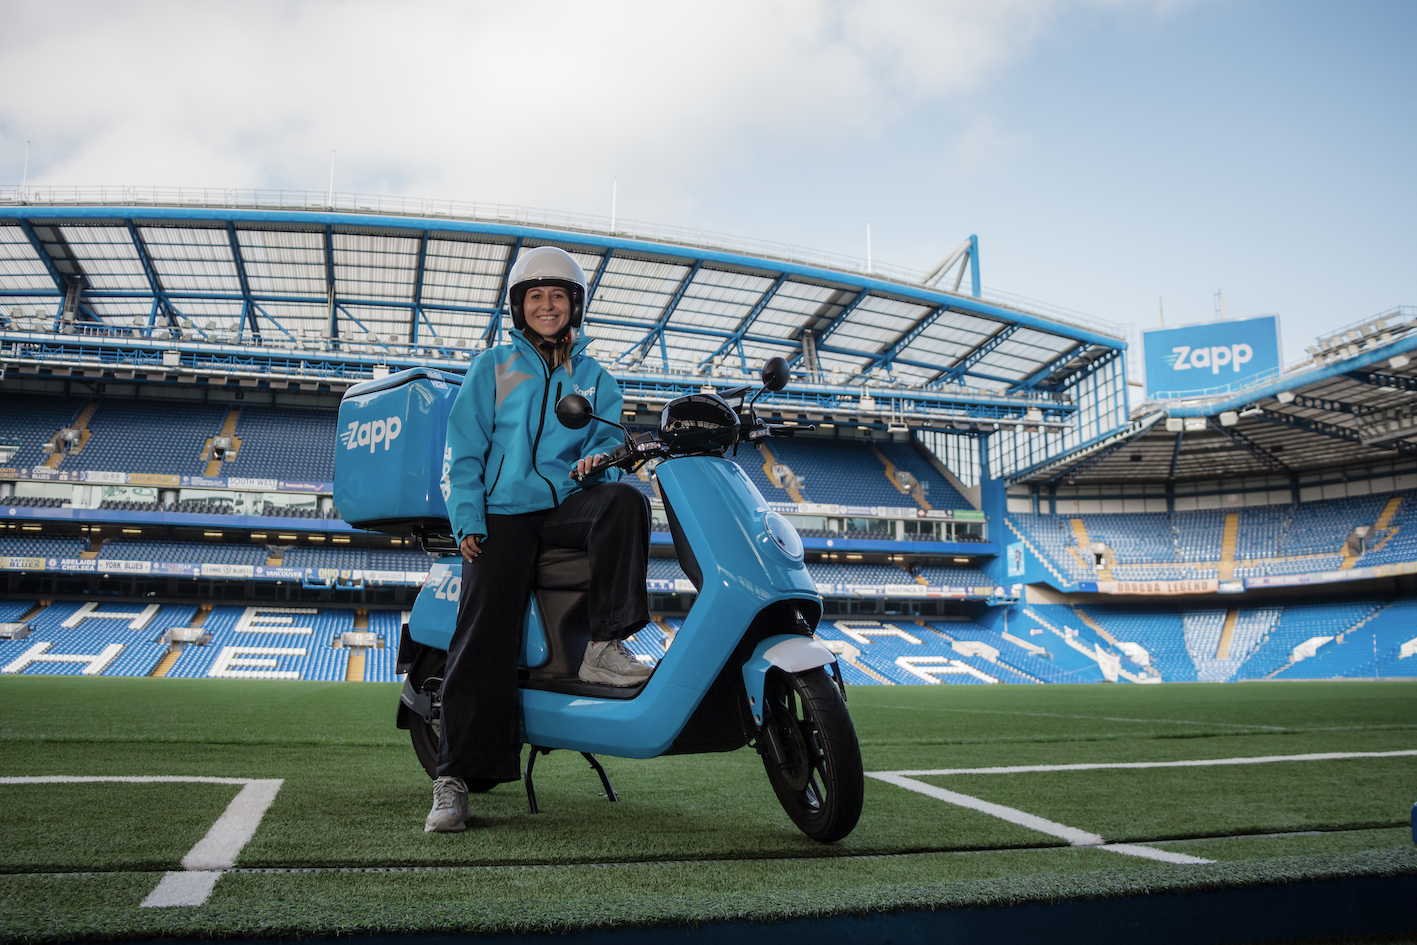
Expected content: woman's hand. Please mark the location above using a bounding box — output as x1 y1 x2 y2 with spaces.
575 453 608 479
460 534 481 561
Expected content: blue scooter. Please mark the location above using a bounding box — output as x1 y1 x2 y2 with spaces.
335 358 863 842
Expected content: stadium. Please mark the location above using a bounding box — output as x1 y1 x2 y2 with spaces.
1 188 1414 942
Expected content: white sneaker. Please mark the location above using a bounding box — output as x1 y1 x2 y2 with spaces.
424 776 471 833
578 640 655 687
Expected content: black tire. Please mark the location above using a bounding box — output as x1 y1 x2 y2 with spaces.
406 648 496 792
759 667 864 843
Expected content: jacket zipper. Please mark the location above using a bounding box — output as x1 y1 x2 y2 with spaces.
529 359 559 507
487 456 506 495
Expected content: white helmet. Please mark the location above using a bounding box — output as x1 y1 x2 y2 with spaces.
507 246 587 333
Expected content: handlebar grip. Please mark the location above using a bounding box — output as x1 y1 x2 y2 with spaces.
570 446 630 482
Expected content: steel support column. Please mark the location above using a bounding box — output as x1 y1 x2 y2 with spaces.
226 222 259 342
483 237 523 346
697 272 789 369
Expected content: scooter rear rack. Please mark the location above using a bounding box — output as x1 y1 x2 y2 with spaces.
524 745 618 814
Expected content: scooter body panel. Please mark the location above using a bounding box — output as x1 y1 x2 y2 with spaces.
519 455 818 757
409 555 548 668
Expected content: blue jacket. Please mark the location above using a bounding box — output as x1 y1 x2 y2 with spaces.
442 330 625 543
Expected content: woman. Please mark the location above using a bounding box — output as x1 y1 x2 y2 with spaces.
427 246 653 833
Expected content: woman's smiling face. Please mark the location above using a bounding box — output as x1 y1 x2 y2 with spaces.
524 285 571 341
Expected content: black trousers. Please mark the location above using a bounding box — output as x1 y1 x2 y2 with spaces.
436 481 651 782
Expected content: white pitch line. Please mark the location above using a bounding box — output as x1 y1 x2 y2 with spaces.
867 773 1212 865
867 749 1417 866
1 776 283 908
873 749 1417 778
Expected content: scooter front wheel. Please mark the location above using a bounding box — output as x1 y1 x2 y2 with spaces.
759 667 864 843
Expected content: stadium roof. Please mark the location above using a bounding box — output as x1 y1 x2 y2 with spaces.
0 187 1126 396
1006 307 1417 486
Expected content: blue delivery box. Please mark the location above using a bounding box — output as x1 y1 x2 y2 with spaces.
334 366 463 535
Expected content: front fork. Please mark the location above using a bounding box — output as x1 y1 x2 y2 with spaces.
742 634 842 770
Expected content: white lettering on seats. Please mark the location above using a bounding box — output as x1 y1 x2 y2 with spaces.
833 620 922 646
61 601 162 630
233 606 316 635
207 646 306 680
895 655 997 684
3 641 125 675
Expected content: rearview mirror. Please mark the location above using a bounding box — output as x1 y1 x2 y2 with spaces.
555 394 593 430
760 357 790 392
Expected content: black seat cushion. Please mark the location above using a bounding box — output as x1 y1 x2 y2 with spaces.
536 546 591 591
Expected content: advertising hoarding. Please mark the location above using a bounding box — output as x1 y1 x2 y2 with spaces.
1142 315 1281 399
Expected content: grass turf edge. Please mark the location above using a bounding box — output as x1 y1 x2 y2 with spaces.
2 845 1414 943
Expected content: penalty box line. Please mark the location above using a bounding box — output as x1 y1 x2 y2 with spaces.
866 750 1417 868
0 776 284 908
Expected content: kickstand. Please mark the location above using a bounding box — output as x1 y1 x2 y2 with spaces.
581 752 618 802
524 745 551 814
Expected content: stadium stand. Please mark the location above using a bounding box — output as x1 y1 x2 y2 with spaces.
1011 490 1417 582
875 442 972 510
98 539 267 566
77 401 230 476
915 564 992 586
226 406 339 481
0 536 86 558
765 439 910 507
0 393 86 468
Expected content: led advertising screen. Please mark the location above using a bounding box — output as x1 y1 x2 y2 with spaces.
1142 315 1281 399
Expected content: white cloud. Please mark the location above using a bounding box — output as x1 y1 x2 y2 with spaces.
0 0 1104 219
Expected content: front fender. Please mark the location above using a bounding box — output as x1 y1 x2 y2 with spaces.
740 634 837 728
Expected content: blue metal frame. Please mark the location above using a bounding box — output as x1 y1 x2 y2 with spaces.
226 222 259 342
1041 417 1155 484
616 259 703 370
697 272 789 370
125 221 194 336
16 219 71 329
857 304 947 377
483 237 522 346
0 206 1127 351
1169 429 1184 480
933 323 1020 386
324 224 338 340
1012 342 1088 391
813 288 870 350
409 230 428 345
583 247 613 311
1002 411 1164 485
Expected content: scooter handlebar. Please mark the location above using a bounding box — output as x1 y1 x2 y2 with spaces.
569 442 638 482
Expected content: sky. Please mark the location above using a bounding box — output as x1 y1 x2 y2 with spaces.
1 0 1412 362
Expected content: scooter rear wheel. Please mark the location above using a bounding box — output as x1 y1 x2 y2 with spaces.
759 667 863 843
406 648 495 792
407 649 446 780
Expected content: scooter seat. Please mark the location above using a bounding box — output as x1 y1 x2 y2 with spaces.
535 546 591 591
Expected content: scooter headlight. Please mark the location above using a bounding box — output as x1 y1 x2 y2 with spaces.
762 510 803 560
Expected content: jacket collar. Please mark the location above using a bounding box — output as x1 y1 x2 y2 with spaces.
507 328 595 365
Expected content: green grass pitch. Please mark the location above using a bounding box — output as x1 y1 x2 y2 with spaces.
1 675 1414 941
